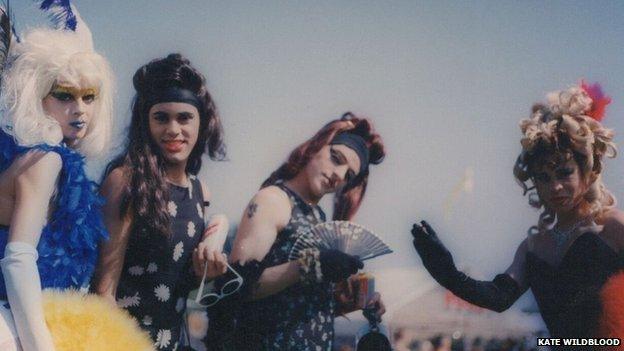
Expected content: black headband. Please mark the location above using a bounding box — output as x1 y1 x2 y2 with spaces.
146 87 203 112
330 132 370 175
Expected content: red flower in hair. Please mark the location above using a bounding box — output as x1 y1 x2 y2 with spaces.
581 81 611 122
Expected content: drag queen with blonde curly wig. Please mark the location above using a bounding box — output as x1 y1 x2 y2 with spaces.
412 82 624 343
0 2 151 350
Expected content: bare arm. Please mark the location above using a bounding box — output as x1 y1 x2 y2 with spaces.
229 186 297 300
91 168 132 305
2 151 61 351
8 151 61 245
192 181 228 280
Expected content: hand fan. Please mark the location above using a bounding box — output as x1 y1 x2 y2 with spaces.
289 221 393 261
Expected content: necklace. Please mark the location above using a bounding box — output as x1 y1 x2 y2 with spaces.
551 217 590 253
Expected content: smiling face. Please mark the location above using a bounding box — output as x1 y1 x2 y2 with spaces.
42 83 98 147
531 152 590 215
303 144 362 198
148 102 200 166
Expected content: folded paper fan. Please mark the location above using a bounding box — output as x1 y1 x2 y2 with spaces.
289 221 392 261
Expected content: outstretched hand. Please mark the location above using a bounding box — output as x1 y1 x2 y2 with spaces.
411 220 456 275
412 221 445 252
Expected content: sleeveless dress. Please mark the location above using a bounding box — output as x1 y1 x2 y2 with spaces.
0 129 107 297
526 232 622 341
233 183 335 351
115 176 205 351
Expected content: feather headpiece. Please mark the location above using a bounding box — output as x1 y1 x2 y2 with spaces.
0 0 93 84
581 80 611 122
0 1 15 86
36 0 93 49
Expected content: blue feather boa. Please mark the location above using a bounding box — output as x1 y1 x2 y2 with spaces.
0 130 108 297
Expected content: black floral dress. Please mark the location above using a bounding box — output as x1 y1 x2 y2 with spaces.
234 183 335 351
116 175 205 351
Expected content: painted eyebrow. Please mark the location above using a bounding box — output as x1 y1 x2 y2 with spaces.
177 111 195 118
332 147 358 175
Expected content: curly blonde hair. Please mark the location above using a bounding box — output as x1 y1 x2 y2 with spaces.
513 84 617 233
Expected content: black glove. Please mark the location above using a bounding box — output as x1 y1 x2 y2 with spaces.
412 220 457 284
319 249 363 283
411 220 523 312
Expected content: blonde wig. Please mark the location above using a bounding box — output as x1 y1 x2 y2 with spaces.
0 28 113 157
513 83 617 233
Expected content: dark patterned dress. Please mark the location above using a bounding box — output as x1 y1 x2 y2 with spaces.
116 175 205 351
234 183 335 351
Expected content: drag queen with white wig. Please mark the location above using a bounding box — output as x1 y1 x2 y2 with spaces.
412 82 624 346
0 2 151 350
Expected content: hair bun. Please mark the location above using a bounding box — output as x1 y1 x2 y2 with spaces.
132 53 205 95
132 65 150 92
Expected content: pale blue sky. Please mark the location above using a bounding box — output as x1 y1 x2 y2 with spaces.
12 1 624 309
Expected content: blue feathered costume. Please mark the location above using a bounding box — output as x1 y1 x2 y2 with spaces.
0 129 108 297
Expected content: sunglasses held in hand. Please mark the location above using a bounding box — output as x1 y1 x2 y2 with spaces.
195 261 243 307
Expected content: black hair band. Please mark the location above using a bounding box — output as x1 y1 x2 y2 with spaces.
146 87 203 112
330 132 369 175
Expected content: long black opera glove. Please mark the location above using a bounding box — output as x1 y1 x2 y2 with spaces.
411 220 522 312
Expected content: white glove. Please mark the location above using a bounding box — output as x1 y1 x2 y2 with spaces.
1 242 55 351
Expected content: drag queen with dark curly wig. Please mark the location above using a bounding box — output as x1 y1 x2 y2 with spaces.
412 82 624 343
93 53 228 350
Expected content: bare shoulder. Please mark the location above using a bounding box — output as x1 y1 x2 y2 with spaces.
100 166 128 200
14 150 62 184
246 186 291 226
199 179 211 202
599 208 624 251
254 186 291 208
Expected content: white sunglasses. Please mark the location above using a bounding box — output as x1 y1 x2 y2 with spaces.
195 261 243 307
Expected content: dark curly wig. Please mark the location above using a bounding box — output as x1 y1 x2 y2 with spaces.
106 53 225 239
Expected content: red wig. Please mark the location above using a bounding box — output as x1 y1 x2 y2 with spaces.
261 112 385 220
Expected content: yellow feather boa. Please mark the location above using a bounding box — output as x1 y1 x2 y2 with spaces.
43 290 154 351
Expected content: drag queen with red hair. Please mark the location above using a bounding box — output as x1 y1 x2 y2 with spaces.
207 113 386 350
412 82 624 344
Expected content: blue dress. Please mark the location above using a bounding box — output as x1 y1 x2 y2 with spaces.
0 130 107 297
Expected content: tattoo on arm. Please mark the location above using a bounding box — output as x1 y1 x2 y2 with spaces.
247 201 258 218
